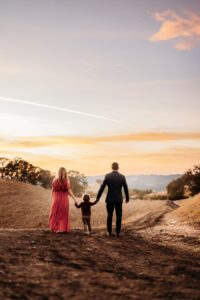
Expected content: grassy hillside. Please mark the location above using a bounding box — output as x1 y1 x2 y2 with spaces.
0 179 51 228
0 179 175 230
170 194 200 226
0 179 91 229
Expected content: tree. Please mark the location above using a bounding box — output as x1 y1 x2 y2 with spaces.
0 157 88 195
0 157 53 188
184 165 200 196
0 157 89 194
167 164 200 200
68 170 88 197
167 177 185 200
0 158 10 179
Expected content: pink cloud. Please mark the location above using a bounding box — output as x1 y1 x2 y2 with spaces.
149 10 200 50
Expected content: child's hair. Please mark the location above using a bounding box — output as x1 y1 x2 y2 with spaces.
83 194 90 201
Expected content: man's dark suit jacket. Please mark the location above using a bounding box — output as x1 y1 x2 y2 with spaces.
97 171 129 203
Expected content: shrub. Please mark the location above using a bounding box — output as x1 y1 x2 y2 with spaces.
167 164 200 200
167 177 185 200
130 189 153 199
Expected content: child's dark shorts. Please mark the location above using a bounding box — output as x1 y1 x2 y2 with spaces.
82 215 91 225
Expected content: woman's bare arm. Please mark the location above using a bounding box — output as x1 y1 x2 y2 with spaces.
68 188 77 203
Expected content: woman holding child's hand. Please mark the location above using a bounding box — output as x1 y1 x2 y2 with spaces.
68 188 77 204
49 167 77 233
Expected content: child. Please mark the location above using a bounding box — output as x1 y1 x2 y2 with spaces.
75 194 99 235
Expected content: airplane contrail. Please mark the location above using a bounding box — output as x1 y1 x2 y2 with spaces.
0 96 127 125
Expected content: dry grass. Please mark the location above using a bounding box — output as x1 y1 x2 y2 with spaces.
1 179 199 230
0 179 51 228
170 193 200 226
0 179 174 230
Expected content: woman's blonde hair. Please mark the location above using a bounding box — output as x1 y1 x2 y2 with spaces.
58 167 68 182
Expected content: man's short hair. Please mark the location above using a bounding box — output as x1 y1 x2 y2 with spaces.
112 162 119 170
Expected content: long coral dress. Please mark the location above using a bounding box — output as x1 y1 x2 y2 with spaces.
49 178 71 232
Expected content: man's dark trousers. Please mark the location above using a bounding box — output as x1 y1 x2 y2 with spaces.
106 202 122 234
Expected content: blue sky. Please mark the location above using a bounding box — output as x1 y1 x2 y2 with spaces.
0 0 200 174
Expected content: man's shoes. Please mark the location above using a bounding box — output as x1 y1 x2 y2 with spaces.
107 232 115 237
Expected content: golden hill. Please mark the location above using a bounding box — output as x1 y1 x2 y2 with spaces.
0 179 175 230
0 179 51 228
0 179 90 229
170 194 200 226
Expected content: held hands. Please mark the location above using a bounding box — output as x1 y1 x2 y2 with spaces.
123 198 129 203
73 198 78 205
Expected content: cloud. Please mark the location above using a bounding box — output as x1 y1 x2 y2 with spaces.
1 132 200 174
149 10 200 50
1 146 200 175
1 132 200 148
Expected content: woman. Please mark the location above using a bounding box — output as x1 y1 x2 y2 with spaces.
49 167 77 233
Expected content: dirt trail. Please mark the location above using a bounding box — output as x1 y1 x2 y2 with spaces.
0 228 200 300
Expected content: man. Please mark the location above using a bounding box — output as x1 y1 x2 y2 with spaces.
96 162 129 236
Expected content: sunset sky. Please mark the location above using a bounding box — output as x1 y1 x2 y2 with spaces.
0 0 200 175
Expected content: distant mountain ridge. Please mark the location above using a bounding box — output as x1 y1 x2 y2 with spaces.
87 174 182 192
